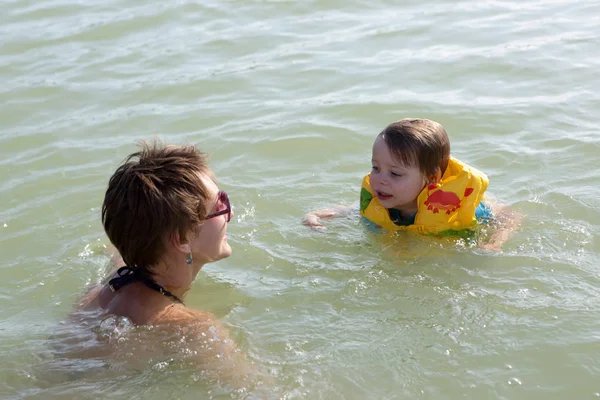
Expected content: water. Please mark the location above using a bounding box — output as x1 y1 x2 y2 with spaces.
1 0 600 398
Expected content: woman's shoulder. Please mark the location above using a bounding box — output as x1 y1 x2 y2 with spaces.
152 304 222 329
152 305 235 351
77 285 103 309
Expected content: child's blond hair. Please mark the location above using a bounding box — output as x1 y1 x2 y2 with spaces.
378 118 451 177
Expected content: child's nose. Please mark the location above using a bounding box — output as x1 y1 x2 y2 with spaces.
376 176 388 185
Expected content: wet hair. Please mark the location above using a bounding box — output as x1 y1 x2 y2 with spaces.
102 140 211 270
377 118 451 177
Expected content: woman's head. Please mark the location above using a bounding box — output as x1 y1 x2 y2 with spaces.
102 140 230 271
378 118 450 177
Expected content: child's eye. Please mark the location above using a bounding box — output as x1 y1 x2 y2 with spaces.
391 172 402 177
371 166 379 172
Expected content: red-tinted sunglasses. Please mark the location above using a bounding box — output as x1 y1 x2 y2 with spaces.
205 191 231 222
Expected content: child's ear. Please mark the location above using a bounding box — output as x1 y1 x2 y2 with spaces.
428 168 442 185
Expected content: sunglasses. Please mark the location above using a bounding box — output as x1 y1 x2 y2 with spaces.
205 191 231 222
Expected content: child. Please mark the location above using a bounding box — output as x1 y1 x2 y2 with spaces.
303 118 519 250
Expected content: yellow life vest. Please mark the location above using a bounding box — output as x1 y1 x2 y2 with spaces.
359 158 489 234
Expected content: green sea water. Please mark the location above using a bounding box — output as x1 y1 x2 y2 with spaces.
1 1 600 398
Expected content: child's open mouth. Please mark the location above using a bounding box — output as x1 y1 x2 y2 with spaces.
376 190 393 201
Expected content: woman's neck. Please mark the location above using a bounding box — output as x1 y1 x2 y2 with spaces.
149 255 204 302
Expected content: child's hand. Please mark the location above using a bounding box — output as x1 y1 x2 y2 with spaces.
478 241 503 252
478 205 522 252
302 205 355 231
302 211 335 231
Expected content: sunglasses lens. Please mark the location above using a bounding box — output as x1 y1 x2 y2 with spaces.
204 191 231 222
225 192 231 222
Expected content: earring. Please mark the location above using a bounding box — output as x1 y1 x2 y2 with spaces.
186 252 193 265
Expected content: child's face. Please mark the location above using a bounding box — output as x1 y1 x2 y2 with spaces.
370 136 427 214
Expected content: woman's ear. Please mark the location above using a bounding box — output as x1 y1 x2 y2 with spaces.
169 230 192 254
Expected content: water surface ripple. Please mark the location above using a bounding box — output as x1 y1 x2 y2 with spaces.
1 0 600 398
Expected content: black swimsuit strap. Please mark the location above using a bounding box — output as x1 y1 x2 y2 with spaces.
108 266 184 304
107 266 138 291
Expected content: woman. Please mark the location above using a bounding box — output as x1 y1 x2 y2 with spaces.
73 140 255 384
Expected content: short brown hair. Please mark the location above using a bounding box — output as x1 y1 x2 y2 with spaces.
102 140 211 270
378 118 450 176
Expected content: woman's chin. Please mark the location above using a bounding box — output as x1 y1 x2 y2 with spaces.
221 243 233 258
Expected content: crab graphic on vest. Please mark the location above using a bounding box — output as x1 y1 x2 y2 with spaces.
423 184 474 215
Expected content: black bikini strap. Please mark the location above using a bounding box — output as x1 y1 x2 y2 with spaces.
108 266 137 292
137 277 184 304
107 266 184 304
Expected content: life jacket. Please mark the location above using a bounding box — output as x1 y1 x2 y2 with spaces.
359 158 489 234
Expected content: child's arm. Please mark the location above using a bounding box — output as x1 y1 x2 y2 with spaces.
478 204 522 251
302 205 356 230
